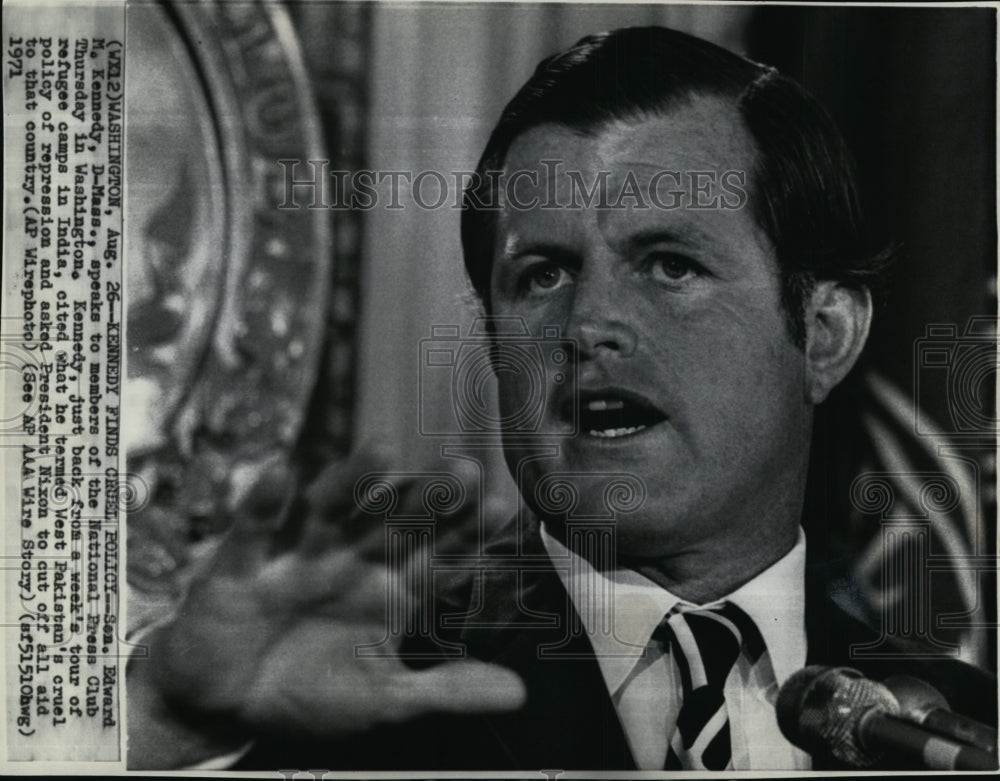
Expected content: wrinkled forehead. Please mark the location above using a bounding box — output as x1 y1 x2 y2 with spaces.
501 95 755 188
493 97 772 264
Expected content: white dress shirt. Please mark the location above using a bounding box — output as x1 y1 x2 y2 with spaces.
540 524 811 771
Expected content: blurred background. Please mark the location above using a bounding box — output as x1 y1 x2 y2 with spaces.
124 2 996 670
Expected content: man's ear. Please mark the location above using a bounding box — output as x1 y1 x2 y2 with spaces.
803 280 872 404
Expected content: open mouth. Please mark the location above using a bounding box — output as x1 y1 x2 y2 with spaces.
573 389 668 439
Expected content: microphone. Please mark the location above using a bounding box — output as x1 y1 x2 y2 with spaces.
777 666 997 770
883 674 997 753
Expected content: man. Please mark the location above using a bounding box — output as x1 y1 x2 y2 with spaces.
128 25 995 771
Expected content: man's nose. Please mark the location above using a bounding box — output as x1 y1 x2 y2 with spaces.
564 279 638 359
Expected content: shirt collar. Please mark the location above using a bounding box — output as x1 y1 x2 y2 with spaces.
539 524 807 694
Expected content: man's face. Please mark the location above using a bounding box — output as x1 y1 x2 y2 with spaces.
488 97 812 563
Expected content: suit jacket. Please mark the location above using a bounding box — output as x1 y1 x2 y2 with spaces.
238 515 996 771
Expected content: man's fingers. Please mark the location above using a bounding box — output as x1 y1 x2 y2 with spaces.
216 455 297 570
241 622 525 738
298 478 413 559
304 450 485 558
305 446 401 515
300 451 423 553
396 660 527 716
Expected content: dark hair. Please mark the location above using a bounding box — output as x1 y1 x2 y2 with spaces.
460 26 891 346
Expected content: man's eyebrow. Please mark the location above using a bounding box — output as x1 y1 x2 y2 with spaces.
623 228 707 253
499 241 580 264
499 231 712 264
612 155 722 172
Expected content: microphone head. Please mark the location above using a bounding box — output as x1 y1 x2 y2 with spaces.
777 666 900 767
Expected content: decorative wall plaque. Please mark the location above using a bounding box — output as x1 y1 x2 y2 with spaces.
125 0 333 629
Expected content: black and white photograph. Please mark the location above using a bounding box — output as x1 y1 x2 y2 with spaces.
1 0 997 775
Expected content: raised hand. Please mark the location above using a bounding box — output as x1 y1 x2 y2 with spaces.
127 449 525 768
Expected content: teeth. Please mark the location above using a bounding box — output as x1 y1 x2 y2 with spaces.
586 399 625 412
588 425 646 438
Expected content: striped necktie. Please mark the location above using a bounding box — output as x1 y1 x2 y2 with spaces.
654 602 766 770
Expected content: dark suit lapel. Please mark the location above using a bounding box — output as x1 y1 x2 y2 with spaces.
455 515 637 770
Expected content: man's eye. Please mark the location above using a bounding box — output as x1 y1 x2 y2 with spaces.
644 253 702 284
520 262 570 294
